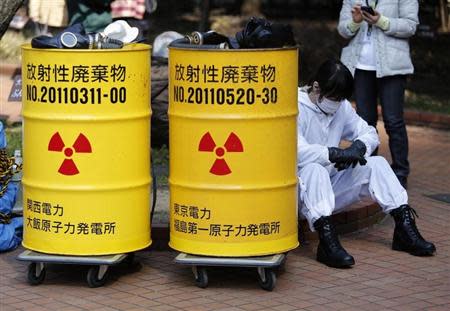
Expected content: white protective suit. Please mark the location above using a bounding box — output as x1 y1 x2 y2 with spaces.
297 89 408 230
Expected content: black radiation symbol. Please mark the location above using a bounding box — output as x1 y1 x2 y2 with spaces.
198 132 244 175
48 132 92 175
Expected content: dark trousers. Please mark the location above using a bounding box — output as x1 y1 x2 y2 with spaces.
354 69 409 178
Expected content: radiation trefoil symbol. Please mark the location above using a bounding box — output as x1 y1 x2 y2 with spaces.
198 132 244 176
48 132 92 176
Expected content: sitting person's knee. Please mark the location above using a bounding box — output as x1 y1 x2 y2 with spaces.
366 155 390 168
300 163 329 176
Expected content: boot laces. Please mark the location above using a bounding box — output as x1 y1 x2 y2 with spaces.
402 206 423 240
323 223 341 249
315 217 342 249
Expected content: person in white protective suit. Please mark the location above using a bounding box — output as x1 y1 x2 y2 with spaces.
297 59 435 268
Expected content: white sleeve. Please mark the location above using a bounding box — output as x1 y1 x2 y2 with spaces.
297 132 331 169
384 0 419 39
341 102 380 156
337 0 359 39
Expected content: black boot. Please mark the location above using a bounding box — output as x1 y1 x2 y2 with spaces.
390 205 436 256
313 216 355 268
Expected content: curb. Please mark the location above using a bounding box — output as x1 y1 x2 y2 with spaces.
149 203 385 251
375 105 450 130
404 109 450 130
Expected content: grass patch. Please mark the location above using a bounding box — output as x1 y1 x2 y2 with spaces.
152 145 169 187
405 91 450 115
4 125 22 155
0 31 29 63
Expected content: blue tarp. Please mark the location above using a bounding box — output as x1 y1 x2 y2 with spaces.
0 217 23 252
0 121 23 252
1 182 18 213
0 121 6 148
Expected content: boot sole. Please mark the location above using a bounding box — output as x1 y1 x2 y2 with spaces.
392 243 436 256
317 252 355 268
317 258 355 268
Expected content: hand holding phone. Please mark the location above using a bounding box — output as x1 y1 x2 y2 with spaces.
361 6 375 15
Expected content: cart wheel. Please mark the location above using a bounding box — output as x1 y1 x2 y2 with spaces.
257 268 276 291
276 254 288 272
123 253 135 267
193 266 208 288
86 265 109 288
27 262 46 285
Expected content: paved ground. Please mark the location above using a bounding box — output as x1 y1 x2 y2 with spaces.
1 124 449 311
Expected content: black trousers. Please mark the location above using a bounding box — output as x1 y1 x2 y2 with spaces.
354 69 409 178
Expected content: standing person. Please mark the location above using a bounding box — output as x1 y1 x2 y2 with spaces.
110 0 157 42
28 0 68 35
337 0 418 189
66 0 113 33
297 59 435 268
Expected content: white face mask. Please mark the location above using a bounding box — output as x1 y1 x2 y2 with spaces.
317 97 341 115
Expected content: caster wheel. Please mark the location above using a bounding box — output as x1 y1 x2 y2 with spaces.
123 253 135 267
257 268 276 291
87 265 109 288
27 262 46 285
276 254 288 272
193 267 208 288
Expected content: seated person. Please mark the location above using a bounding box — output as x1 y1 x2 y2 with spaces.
297 59 435 268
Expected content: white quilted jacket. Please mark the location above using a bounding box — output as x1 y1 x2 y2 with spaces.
338 0 419 78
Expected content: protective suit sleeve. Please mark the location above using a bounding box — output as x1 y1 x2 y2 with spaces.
0 217 23 252
337 0 359 39
383 0 418 38
0 183 18 214
297 134 331 169
341 101 380 156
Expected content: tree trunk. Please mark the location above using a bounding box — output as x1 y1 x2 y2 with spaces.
199 0 210 32
0 0 24 40
439 0 449 32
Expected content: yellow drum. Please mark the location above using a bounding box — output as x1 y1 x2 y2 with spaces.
168 47 299 256
21 43 152 255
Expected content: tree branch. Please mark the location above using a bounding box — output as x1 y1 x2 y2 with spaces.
0 0 24 40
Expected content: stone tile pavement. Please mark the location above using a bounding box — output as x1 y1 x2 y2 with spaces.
1 124 450 310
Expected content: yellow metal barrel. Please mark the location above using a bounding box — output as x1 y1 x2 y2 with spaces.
168 47 299 256
21 43 152 255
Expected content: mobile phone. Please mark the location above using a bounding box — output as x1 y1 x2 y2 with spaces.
361 6 375 15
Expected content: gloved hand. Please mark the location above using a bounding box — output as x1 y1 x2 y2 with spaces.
236 17 296 49
328 140 367 171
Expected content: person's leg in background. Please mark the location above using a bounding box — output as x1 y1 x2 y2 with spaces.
354 69 379 155
378 75 409 188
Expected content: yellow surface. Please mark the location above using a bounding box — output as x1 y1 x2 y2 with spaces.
21 44 152 255
168 47 299 256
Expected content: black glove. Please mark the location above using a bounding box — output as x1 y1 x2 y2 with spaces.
236 17 296 49
328 140 367 171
